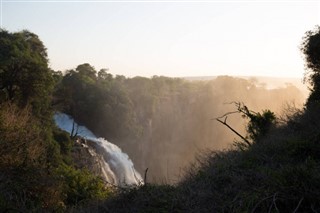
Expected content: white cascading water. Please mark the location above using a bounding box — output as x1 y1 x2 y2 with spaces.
54 112 143 187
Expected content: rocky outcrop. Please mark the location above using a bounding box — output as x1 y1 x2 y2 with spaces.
71 138 116 185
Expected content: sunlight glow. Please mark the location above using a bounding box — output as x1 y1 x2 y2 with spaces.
2 1 320 78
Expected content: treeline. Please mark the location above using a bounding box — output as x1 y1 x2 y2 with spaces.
54 65 305 182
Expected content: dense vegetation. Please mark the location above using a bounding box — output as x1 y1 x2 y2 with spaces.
54 67 305 182
0 25 318 212
0 30 110 211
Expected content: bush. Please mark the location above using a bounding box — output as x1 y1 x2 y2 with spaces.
0 103 46 168
56 164 110 206
53 127 73 164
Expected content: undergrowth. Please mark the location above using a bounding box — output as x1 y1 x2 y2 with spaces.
82 105 320 212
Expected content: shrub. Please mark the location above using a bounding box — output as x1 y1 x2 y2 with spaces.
56 164 110 206
0 103 46 167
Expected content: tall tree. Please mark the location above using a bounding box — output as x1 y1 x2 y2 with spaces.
0 29 54 118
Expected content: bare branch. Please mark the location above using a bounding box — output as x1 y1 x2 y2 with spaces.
216 118 251 147
144 168 149 185
212 111 239 120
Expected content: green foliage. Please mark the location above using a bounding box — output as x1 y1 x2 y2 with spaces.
56 164 110 206
0 103 66 211
0 30 112 211
0 166 65 212
54 63 139 141
0 112 109 210
0 29 54 119
0 103 46 167
55 70 304 181
217 102 277 149
53 128 73 155
236 102 276 143
53 127 73 164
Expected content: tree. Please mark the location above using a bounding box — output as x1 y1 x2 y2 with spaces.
54 63 139 141
236 103 276 142
76 63 97 82
216 102 276 148
98 68 112 81
301 25 320 106
0 29 54 118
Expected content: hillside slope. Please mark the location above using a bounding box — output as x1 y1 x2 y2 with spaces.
81 105 320 212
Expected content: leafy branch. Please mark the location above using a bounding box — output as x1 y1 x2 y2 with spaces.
214 102 276 147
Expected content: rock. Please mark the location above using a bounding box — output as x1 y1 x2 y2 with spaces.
71 138 116 185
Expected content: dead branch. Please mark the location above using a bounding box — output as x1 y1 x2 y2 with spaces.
216 117 251 147
213 111 239 120
70 121 78 138
144 168 149 185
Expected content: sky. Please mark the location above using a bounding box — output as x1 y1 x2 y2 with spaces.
1 0 320 78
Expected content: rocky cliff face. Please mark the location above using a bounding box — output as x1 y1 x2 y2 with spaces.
71 138 116 185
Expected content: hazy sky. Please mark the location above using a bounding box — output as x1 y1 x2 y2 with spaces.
1 0 320 78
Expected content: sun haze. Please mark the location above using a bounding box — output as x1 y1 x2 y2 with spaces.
2 1 320 78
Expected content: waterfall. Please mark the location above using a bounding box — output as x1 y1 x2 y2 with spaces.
54 112 143 187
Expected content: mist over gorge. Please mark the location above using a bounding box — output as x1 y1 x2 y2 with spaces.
124 76 307 183
54 67 307 183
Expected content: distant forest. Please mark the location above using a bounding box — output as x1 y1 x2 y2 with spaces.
53 66 306 182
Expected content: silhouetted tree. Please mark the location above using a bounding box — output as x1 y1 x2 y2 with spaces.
301 25 320 106
216 102 276 148
236 102 276 142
